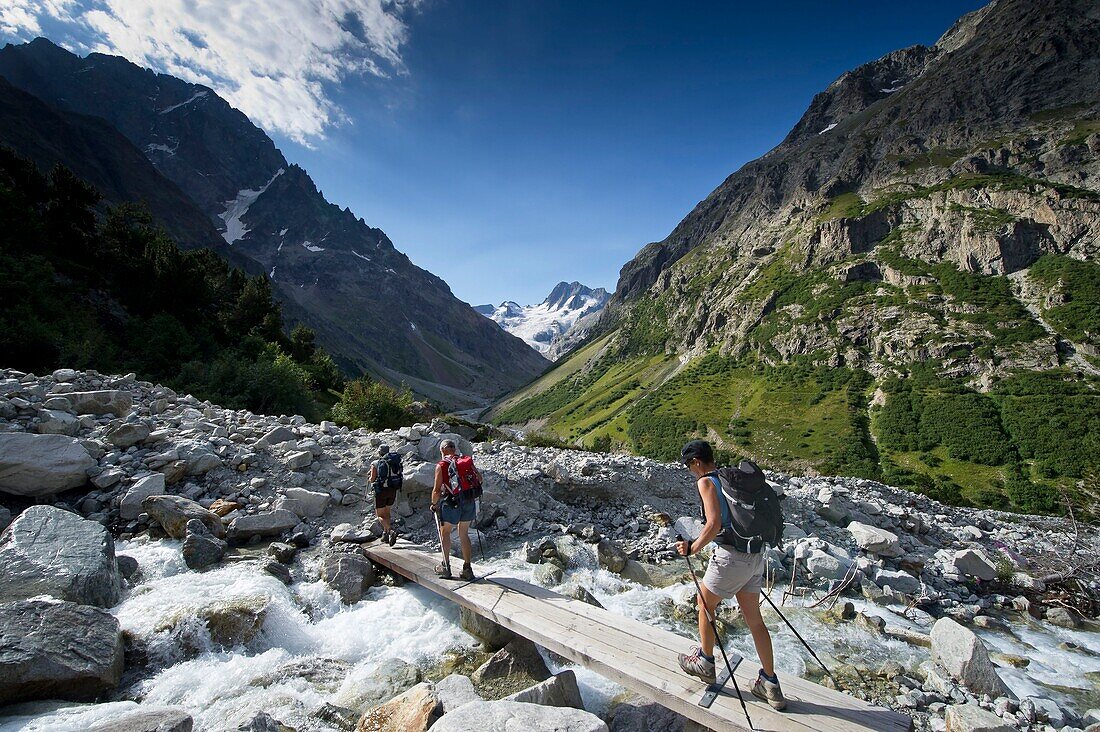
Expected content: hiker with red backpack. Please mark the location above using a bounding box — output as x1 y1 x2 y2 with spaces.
675 439 788 711
430 438 483 580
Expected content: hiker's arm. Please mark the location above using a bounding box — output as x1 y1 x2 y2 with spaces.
690 477 723 554
369 464 377 483
430 464 443 511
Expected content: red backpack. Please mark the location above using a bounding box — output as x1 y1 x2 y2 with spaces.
439 455 483 498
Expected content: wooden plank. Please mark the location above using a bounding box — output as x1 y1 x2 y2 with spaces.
364 542 912 732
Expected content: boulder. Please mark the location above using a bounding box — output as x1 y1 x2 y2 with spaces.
505 670 584 709
806 549 851 580
227 509 299 543
460 605 516 651
285 451 313 470
182 520 227 570
951 549 997 581
875 569 922 595
606 692 689 731
0 600 124 704
431 701 607 732
88 707 194 732
36 409 80 436
237 712 293 731
120 474 167 520
52 368 78 382
356 681 442 732
0 505 122 607
930 618 1013 699
0 433 95 497
332 522 381 544
472 637 552 684
402 462 437 494
417 433 473 461
321 553 377 604
944 702 1014 732
68 390 132 416
846 522 903 558
596 538 628 573
334 658 421 712
143 495 226 539
533 562 564 586
278 487 330 518
435 673 482 713
0 506 10 531
105 422 151 448
256 426 297 447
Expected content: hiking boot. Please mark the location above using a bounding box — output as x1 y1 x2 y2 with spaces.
387 530 398 547
459 563 474 581
752 670 787 710
677 646 716 683
435 563 452 579
380 531 390 545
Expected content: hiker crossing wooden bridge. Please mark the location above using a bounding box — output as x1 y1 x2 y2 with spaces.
363 541 913 732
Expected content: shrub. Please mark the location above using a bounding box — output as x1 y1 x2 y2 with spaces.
331 377 412 430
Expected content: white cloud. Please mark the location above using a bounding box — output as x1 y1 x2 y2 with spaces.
2 0 417 145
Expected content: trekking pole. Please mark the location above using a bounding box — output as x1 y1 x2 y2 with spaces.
759 590 840 688
677 534 753 730
475 499 486 562
432 508 451 576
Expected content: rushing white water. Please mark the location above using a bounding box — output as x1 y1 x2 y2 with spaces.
3 537 1098 730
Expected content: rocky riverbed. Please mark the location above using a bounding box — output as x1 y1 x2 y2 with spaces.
0 367 1099 732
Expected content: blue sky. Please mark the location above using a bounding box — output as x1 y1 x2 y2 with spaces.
2 1 986 306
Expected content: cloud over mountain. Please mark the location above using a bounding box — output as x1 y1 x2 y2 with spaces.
0 0 418 145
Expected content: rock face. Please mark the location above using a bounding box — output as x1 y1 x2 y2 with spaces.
0 432 95 496
143 495 226 540
0 600 124 704
0 505 122 607
476 281 611 360
430 701 608 732
930 617 1013 699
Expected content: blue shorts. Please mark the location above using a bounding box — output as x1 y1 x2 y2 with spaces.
440 495 476 525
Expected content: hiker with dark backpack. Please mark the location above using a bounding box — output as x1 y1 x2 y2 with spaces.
369 444 403 546
675 439 788 711
430 439 482 580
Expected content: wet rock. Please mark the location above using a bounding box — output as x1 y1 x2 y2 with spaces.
120 473 167 520
143 495 226 539
566 585 604 608
0 433 95 497
321 553 377 604
237 712 293 732
504 669 584 709
435 673 482 713
472 637 551 685
356 681 442 732
259 558 292 585
1045 606 1081 629
943 702 1014 731
951 549 997 581
875 568 921 595
0 505 122 607
278 486 330 518
88 707 194 732
200 596 268 647
596 538 628 573
227 509 298 543
268 542 298 563
116 554 140 581
334 658 421 713
460 606 516 651
533 562 564 586
0 506 10 531
846 521 902 558
182 520 227 570
930 617 1013 699
431 701 608 732
68 390 132 416
0 599 124 704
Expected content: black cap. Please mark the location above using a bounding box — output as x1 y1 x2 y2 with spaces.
680 439 713 465
378 444 390 456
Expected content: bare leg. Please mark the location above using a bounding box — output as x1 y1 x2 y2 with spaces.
440 521 452 561
737 590 775 676
697 585 722 658
378 505 391 534
458 522 473 564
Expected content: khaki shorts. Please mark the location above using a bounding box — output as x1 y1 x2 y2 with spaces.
702 545 764 599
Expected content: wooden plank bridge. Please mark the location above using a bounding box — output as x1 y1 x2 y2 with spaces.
364 541 913 732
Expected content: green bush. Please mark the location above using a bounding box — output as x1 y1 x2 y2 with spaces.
331 377 412 430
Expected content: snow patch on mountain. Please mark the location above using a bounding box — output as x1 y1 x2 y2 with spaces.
476 281 609 360
158 90 208 115
219 168 284 245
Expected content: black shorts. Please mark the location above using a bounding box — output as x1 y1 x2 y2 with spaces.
375 487 397 509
